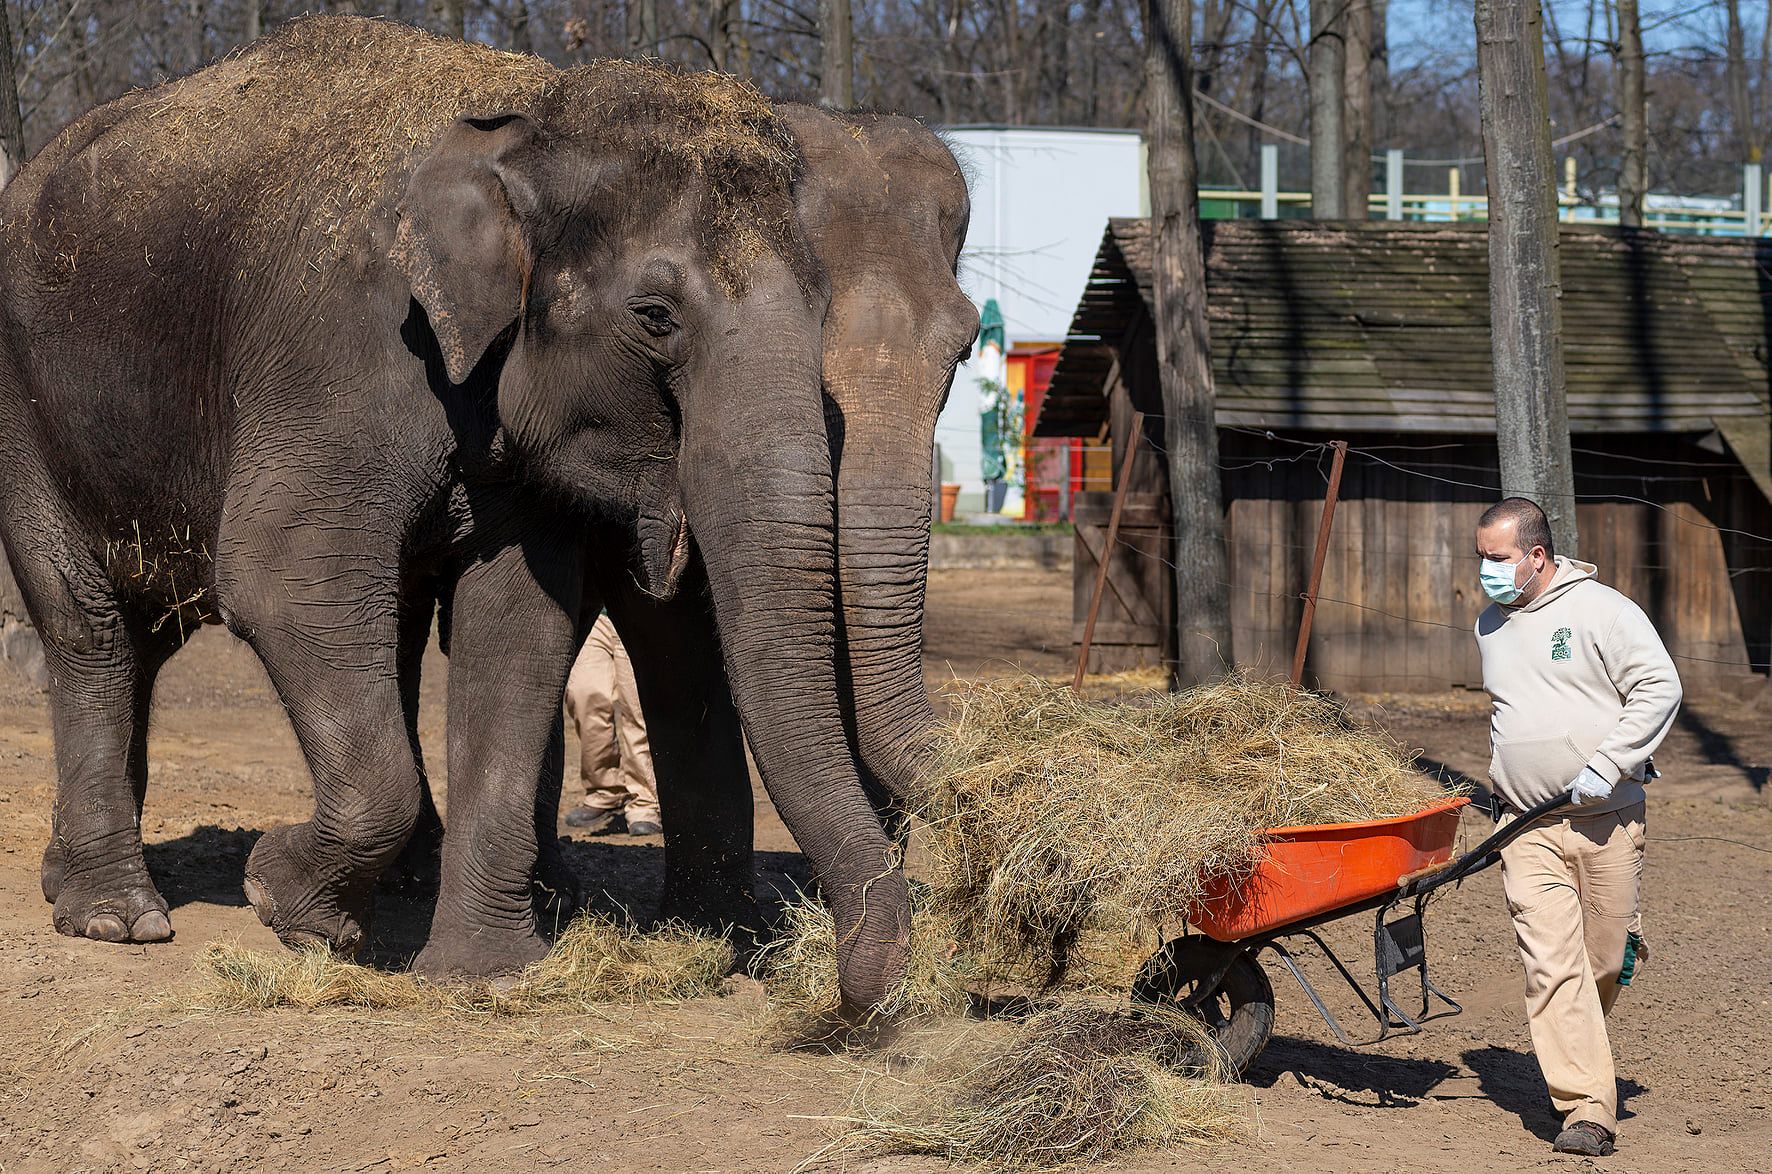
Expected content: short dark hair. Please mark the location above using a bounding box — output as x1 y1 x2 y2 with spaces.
1479 497 1555 559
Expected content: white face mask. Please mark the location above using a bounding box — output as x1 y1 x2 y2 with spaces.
1480 556 1539 605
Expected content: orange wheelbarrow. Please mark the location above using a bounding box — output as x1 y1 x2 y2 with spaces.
1132 790 1572 1076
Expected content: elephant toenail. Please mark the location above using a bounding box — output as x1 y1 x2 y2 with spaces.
86 913 129 942
132 910 172 941
242 878 274 926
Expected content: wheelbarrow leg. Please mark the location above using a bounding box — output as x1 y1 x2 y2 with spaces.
1374 897 1462 1034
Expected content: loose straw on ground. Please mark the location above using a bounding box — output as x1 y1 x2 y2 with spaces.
194 915 732 1015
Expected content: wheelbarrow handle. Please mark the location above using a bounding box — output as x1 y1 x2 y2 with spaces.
1403 790 1574 897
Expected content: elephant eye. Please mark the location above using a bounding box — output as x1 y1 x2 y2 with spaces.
631 301 678 337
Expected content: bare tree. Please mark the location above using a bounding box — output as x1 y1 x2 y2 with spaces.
1476 0 1577 556
245 0 263 42
629 0 660 58
821 0 854 106
1147 0 1231 686
0 1 20 188
1309 0 1346 217
1344 0 1373 218
438 0 465 38
1615 0 1646 226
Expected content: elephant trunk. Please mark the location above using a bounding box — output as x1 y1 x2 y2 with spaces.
679 307 910 1016
829 361 945 808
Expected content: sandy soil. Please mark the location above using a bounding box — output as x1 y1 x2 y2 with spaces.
1 566 1769 1172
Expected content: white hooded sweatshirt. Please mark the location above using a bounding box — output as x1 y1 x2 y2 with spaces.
1475 557 1682 817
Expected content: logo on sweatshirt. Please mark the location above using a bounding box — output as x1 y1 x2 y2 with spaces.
1551 627 1572 662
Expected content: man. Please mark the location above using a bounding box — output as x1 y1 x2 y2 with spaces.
562 613 662 837
1474 496 1681 1157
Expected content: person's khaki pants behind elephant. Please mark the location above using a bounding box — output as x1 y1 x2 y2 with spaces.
564 614 659 826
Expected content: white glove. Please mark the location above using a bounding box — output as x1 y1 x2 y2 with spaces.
1569 766 1614 806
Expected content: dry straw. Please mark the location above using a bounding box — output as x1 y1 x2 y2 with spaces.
195 915 732 1015
920 673 1448 985
807 1000 1254 1169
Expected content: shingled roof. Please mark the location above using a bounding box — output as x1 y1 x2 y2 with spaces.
1035 219 1771 439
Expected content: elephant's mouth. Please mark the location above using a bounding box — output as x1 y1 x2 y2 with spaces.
631 506 692 601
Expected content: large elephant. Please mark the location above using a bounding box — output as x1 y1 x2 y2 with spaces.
0 16 907 1009
599 107 975 945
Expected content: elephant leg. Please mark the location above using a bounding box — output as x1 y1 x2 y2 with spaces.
2 511 180 943
604 567 757 935
223 561 424 955
413 535 581 978
530 709 584 929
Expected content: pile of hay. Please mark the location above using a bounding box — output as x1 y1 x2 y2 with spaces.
750 892 973 1047
921 674 1447 983
196 915 731 1015
811 1001 1253 1169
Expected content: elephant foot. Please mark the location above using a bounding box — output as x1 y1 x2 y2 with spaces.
243 824 369 956
41 838 68 903
52 873 172 943
411 914 551 980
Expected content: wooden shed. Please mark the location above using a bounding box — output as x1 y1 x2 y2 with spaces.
1035 219 1772 693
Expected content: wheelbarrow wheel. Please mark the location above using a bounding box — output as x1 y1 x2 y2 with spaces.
1132 936 1275 1079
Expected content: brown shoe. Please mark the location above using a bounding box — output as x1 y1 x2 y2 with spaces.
1552 1121 1614 1156
564 808 621 835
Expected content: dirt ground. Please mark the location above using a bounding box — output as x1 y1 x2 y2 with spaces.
2 566 1769 1173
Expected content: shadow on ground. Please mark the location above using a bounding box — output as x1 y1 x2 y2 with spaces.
1463 1044 1645 1141
1249 1035 1461 1108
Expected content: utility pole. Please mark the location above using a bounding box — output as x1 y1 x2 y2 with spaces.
1147 0 1232 686
821 0 854 108
1476 0 1578 556
1343 0 1374 220
1615 0 1646 226
0 0 22 190
1309 0 1346 217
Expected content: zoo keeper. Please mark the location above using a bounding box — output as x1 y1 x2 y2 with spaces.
1473 496 1682 1159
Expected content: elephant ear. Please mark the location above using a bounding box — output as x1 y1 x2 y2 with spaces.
392 113 540 385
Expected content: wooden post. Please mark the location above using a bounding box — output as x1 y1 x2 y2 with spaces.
1309 0 1347 218
1386 149 1404 220
1476 0 1578 557
1615 0 1646 227
1146 0 1233 688
1074 412 1147 690
1291 441 1348 687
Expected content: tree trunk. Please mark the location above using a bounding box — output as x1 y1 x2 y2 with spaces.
1371 0 1390 146
0 0 22 189
1725 0 1760 164
629 0 660 58
821 0 854 108
1309 0 1346 217
1615 0 1646 227
1343 0 1373 219
1476 0 1578 557
509 0 533 53
438 0 465 40
245 0 263 42
1147 0 1232 687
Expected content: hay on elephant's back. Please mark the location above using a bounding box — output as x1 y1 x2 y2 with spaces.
44 15 801 288
193 915 732 1015
923 674 1449 980
812 1000 1253 1169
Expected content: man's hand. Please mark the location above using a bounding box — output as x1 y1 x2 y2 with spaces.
1569 766 1614 806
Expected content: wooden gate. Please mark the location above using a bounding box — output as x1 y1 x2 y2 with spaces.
1071 491 1175 675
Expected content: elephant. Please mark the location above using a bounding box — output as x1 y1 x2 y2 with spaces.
589 107 977 947
0 16 909 1011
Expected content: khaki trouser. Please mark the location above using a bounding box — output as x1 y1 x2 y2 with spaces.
1498 800 1646 1134
563 615 659 825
